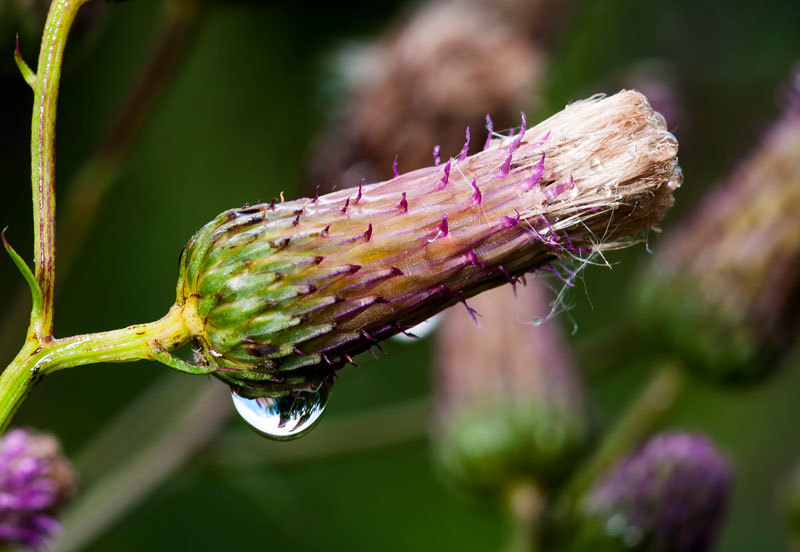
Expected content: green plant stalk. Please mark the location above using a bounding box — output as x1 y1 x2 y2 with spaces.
558 361 685 511
505 481 543 552
0 304 197 433
29 0 92 341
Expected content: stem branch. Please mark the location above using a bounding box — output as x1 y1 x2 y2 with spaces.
0 304 195 433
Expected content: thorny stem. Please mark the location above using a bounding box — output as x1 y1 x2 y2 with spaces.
29 0 91 340
0 0 198 358
558 362 685 512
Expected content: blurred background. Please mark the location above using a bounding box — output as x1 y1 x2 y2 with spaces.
1 0 799 550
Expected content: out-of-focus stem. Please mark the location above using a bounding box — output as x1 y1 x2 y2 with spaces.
29 0 91 340
206 397 430 466
50 380 231 552
506 481 543 552
559 362 685 511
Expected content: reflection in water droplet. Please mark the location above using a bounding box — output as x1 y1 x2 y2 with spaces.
231 380 332 441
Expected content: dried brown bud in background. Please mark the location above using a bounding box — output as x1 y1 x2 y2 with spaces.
307 0 544 191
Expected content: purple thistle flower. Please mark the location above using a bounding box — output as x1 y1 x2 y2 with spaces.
582 432 732 552
0 429 76 550
178 91 680 389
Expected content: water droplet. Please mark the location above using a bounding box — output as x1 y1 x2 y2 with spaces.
531 317 543 326
231 380 332 441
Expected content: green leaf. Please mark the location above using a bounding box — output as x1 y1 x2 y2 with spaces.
2 227 43 320
14 35 36 90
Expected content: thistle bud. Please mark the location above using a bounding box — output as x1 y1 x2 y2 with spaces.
177 90 680 387
0 428 76 550
637 102 800 381
576 432 732 552
433 282 588 495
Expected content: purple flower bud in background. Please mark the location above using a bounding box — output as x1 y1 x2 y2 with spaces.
578 432 732 552
0 429 76 550
636 78 800 381
433 282 589 495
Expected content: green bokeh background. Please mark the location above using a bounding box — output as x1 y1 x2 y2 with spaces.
1 1 799 550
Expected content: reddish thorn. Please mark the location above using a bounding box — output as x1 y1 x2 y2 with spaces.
292 213 301 226
523 153 546 192
364 223 373 242
513 112 527 149
392 156 399 178
349 264 362 274
458 127 470 161
367 347 379 359
498 265 519 295
402 330 420 339
314 256 324 264
341 196 351 214
458 293 482 326
322 224 331 237
470 176 482 206
501 209 521 228
321 353 332 365
331 185 338 192
397 192 408 213
313 184 320 203
437 213 449 237
293 347 306 356
390 266 404 276
433 145 441 166
531 131 551 150
355 178 364 204
483 114 494 150
465 251 484 269
544 175 574 201
439 159 451 189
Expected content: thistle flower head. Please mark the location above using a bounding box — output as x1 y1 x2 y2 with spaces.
579 432 732 552
433 283 588 495
177 90 680 388
0 429 76 550
637 101 800 381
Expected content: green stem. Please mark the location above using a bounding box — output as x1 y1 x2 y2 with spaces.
559 361 685 511
0 304 196 433
505 481 543 552
29 0 91 340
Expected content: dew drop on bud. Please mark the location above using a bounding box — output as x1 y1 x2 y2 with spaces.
231 380 332 441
